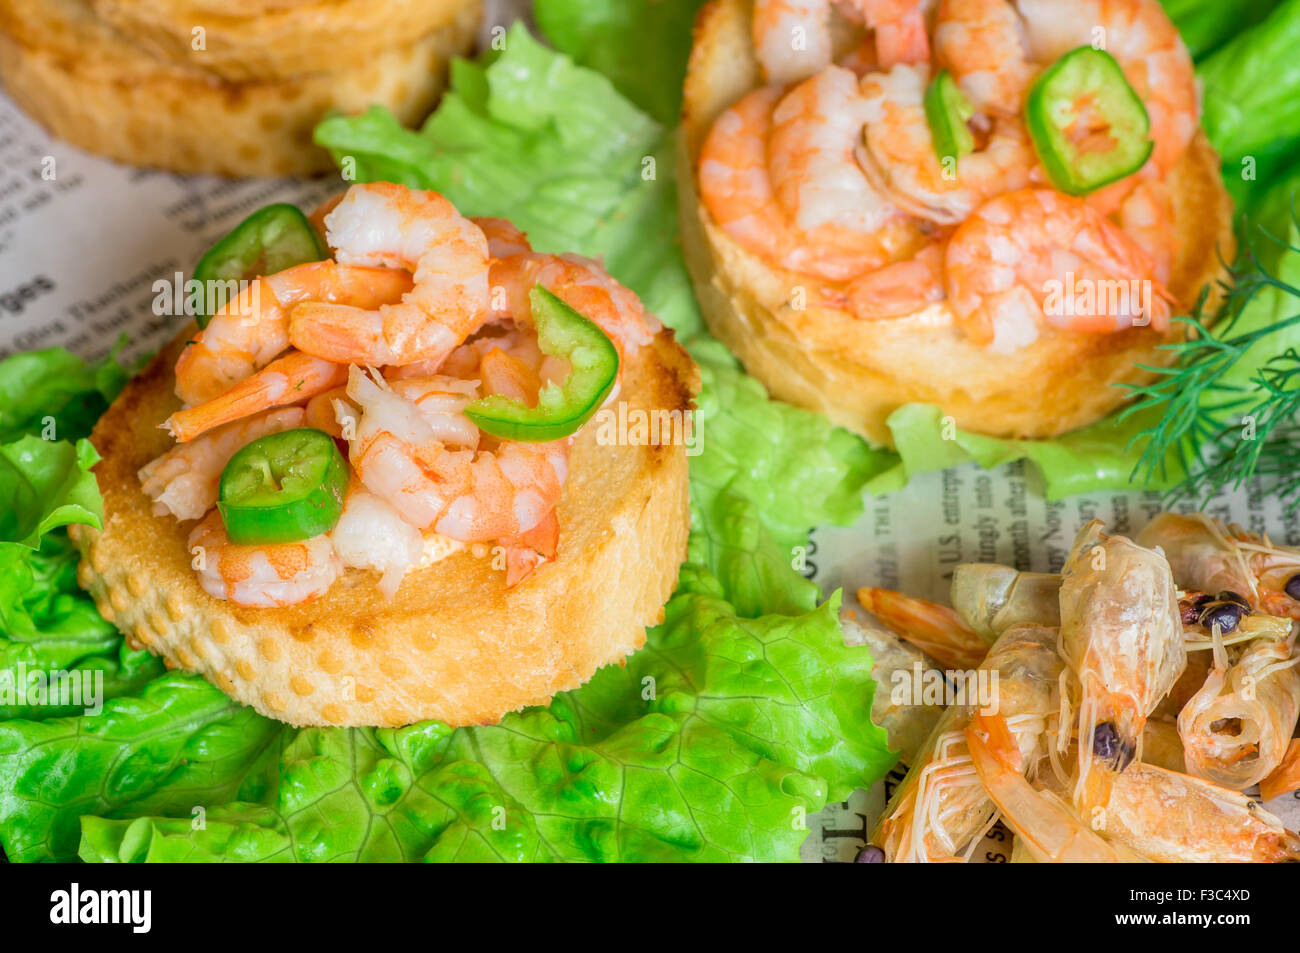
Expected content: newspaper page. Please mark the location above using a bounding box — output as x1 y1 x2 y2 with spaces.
1 44 1297 863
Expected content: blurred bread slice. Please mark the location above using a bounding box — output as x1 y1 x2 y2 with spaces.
88 0 476 82
71 323 698 728
0 0 480 175
677 0 1235 444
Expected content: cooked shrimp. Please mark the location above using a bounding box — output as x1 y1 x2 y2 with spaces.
1137 512 1300 619
1076 759 1300 862
1018 0 1198 175
858 586 990 669
330 484 425 599
139 407 305 521
345 367 568 542
862 0 932 69
837 37 881 77
966 710 1150 862
844 242 946 319
304 385 350 437
949 562 1060 642
840 609 945 764
479 346 541 404
188 510 341 608
1178 620 1300 790
699 87 922 282
500 508 559 587
174 261 411 406
858 63 1035 225
752 0 837 85
874 703 995 861
289 182 491 368
933 0 1036 117
1112 178 1178 285
873 623 1063 862
472 216 532 258
945 190 1173 350
768 66 895 234
487 252 656 356
393 326 549 382
1058 520 1186 782
307 193 344 241
164 350 346 443
1260 740 1300 802
386 375 482 448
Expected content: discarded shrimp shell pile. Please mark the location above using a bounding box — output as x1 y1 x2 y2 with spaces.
852 512 1300 863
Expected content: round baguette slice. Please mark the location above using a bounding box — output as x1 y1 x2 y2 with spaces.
0 0 479 176
71 323 699 728
678 0 1235 445
87 0 476 82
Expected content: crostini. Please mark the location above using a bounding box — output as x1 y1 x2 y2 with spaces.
678 0 1234 444
0 0 481 175
71 183 699 728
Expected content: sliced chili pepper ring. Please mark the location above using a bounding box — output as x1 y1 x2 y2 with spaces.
218 427 348 545
925 69 976 163
192 203 328 328
1025 46 1154 196
464 285 620 443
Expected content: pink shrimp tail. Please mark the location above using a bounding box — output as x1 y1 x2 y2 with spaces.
502 509 559 587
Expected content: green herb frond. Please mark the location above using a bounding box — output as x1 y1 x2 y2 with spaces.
1123 212 1300 505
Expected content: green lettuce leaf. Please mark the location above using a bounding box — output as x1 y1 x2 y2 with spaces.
533 0 707 124
1160 0 1280 59
0 437 103 547
0 534 165 722
66 565 889 863
868 403 1184 499
689 340 892 614
1200 0 1300 173
0 343 132 547
0 343 131 445
317 34 701 340
0 674 285 862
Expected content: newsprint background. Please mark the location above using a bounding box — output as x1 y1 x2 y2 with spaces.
2 26 1298 863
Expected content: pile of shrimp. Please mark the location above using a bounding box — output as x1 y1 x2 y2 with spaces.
854 512 1300 863
139 182 656 609
700 0 1194 350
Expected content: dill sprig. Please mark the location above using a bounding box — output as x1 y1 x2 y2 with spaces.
1122 216 1300 508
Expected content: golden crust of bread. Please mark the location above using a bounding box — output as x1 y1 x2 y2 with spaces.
88 0 474 82
71 324 699 728
678 0 1236 445
0 0 479 176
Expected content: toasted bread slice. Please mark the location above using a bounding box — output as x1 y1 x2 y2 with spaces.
678 0 1235 445
87 0 474 82
0 0 479 176
71 324 698 727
